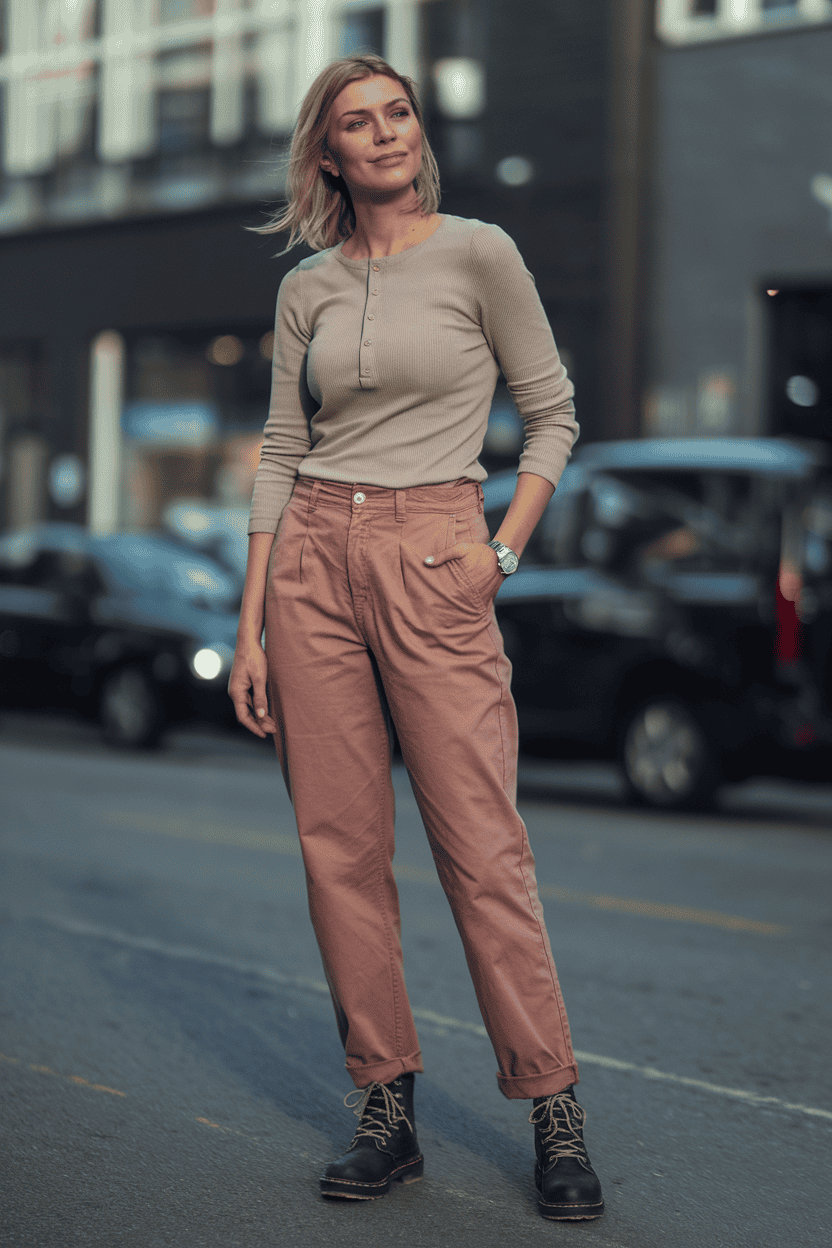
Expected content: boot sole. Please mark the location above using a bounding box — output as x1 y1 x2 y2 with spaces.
320 1154 424 1200
537 1199 605 1221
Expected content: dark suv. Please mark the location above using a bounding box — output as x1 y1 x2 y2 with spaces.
484 438 832 809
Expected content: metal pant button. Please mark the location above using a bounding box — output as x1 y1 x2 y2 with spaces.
353 492 366 504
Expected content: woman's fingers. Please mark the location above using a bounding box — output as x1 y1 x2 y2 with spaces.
228 650 277 737
423 541 474 567
424 541 503 601
251 676 278 734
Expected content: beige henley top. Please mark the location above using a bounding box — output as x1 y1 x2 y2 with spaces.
248 214 579 534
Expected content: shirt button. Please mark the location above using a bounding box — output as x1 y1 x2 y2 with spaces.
372 289 379 295
367 314 374 320
353 492 366 504
372 265 380 272
364 339 371 346
362 367 371 374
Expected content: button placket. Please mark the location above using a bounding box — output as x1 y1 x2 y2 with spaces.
359 259 380 388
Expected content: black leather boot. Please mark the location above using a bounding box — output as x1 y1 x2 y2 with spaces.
320 1072 423 1199
529 1086 605 1220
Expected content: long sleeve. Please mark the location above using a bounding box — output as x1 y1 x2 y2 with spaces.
248 266 317 534
470 225 579 488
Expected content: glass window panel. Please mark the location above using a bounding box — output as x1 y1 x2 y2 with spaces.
158 87 212 153
158 0 215 23
339 7 386 57
121 332 272 542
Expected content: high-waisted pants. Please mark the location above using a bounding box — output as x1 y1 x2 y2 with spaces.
264 475 579 1100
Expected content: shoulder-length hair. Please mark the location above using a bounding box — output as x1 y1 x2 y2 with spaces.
251 54 441 254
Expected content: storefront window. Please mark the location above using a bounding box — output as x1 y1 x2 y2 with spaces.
120 329 273 573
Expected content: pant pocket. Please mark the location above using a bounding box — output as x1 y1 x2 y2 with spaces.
268 501 308 587
446 514 492 614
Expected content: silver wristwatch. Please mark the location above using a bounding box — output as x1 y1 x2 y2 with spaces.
487 540 520 575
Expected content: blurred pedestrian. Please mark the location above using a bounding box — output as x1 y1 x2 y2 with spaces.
228 53 604 1221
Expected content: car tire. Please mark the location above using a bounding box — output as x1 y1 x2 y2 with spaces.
99 665 164 749
619 698 720 811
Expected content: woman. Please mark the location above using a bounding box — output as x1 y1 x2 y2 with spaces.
228 53 604 1222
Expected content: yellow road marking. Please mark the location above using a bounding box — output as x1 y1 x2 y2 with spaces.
0 1050 126 1096
537 885 788 935
104 809 789 936
105 810 301 857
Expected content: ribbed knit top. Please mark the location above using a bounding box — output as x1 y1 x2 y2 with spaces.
248 214 579 534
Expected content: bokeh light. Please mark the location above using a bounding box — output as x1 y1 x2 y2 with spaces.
207 335 244 366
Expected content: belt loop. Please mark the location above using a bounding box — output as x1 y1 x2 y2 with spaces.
395 489 407 523
477 483 484 514
307 480 321 513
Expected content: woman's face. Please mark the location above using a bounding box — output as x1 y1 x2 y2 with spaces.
320 74 423 198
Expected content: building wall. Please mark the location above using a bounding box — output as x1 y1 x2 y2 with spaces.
478 0 610 443
645 21 832 438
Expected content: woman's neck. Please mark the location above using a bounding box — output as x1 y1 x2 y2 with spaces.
341 195 439 260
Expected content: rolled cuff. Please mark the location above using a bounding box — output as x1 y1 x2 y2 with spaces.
497 1062 580 1100
345 1050 425 1090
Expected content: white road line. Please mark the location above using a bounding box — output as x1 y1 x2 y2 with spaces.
41 914 832 1124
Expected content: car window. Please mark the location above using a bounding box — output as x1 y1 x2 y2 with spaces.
98 535 240 609
802 487 832 579
0 534 102 595
574 470 777 582
0 531 41 585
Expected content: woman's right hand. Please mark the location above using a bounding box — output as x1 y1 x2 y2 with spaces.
228 642 278 739
229 532 280 739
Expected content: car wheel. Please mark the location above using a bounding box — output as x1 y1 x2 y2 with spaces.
99 665 164 749
619 699 720 810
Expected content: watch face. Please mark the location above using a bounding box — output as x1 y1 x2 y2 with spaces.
501 551 520 574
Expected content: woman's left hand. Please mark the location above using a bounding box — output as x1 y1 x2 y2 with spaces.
424 541 504 603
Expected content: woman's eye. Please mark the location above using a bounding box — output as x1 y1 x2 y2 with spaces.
348 110 409 128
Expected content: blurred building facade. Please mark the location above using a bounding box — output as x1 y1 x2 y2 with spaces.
1 0 830 540
0 0 611 538
649 0 832 443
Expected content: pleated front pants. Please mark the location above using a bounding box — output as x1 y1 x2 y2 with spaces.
264 475 578 1099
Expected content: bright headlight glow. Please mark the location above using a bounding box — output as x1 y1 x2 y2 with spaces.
192 647 223 680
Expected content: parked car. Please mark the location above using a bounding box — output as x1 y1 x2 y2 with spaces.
0 523 242 747
484 438 832 809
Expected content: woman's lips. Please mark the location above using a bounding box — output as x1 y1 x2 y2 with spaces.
372 152 408 163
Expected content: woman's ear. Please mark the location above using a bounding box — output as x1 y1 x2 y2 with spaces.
319 147 340 178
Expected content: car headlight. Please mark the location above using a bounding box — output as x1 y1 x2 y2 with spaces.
190 643 233 681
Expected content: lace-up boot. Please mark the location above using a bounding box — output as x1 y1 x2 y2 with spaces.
529 1086 604 1220
320 1072 423 1199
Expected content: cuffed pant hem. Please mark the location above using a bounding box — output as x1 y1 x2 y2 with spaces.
346 1051 424 1089
497 1063 580 1100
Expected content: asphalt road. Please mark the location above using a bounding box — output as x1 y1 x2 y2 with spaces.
1 711 831 1248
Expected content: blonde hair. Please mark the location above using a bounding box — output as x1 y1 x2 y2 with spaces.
251 54 441 254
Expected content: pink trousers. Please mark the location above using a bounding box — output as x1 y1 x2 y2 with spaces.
264 476 579 1099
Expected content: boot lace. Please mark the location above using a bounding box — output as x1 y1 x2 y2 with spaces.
344 1082 413 1146
528 1092 591 1168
